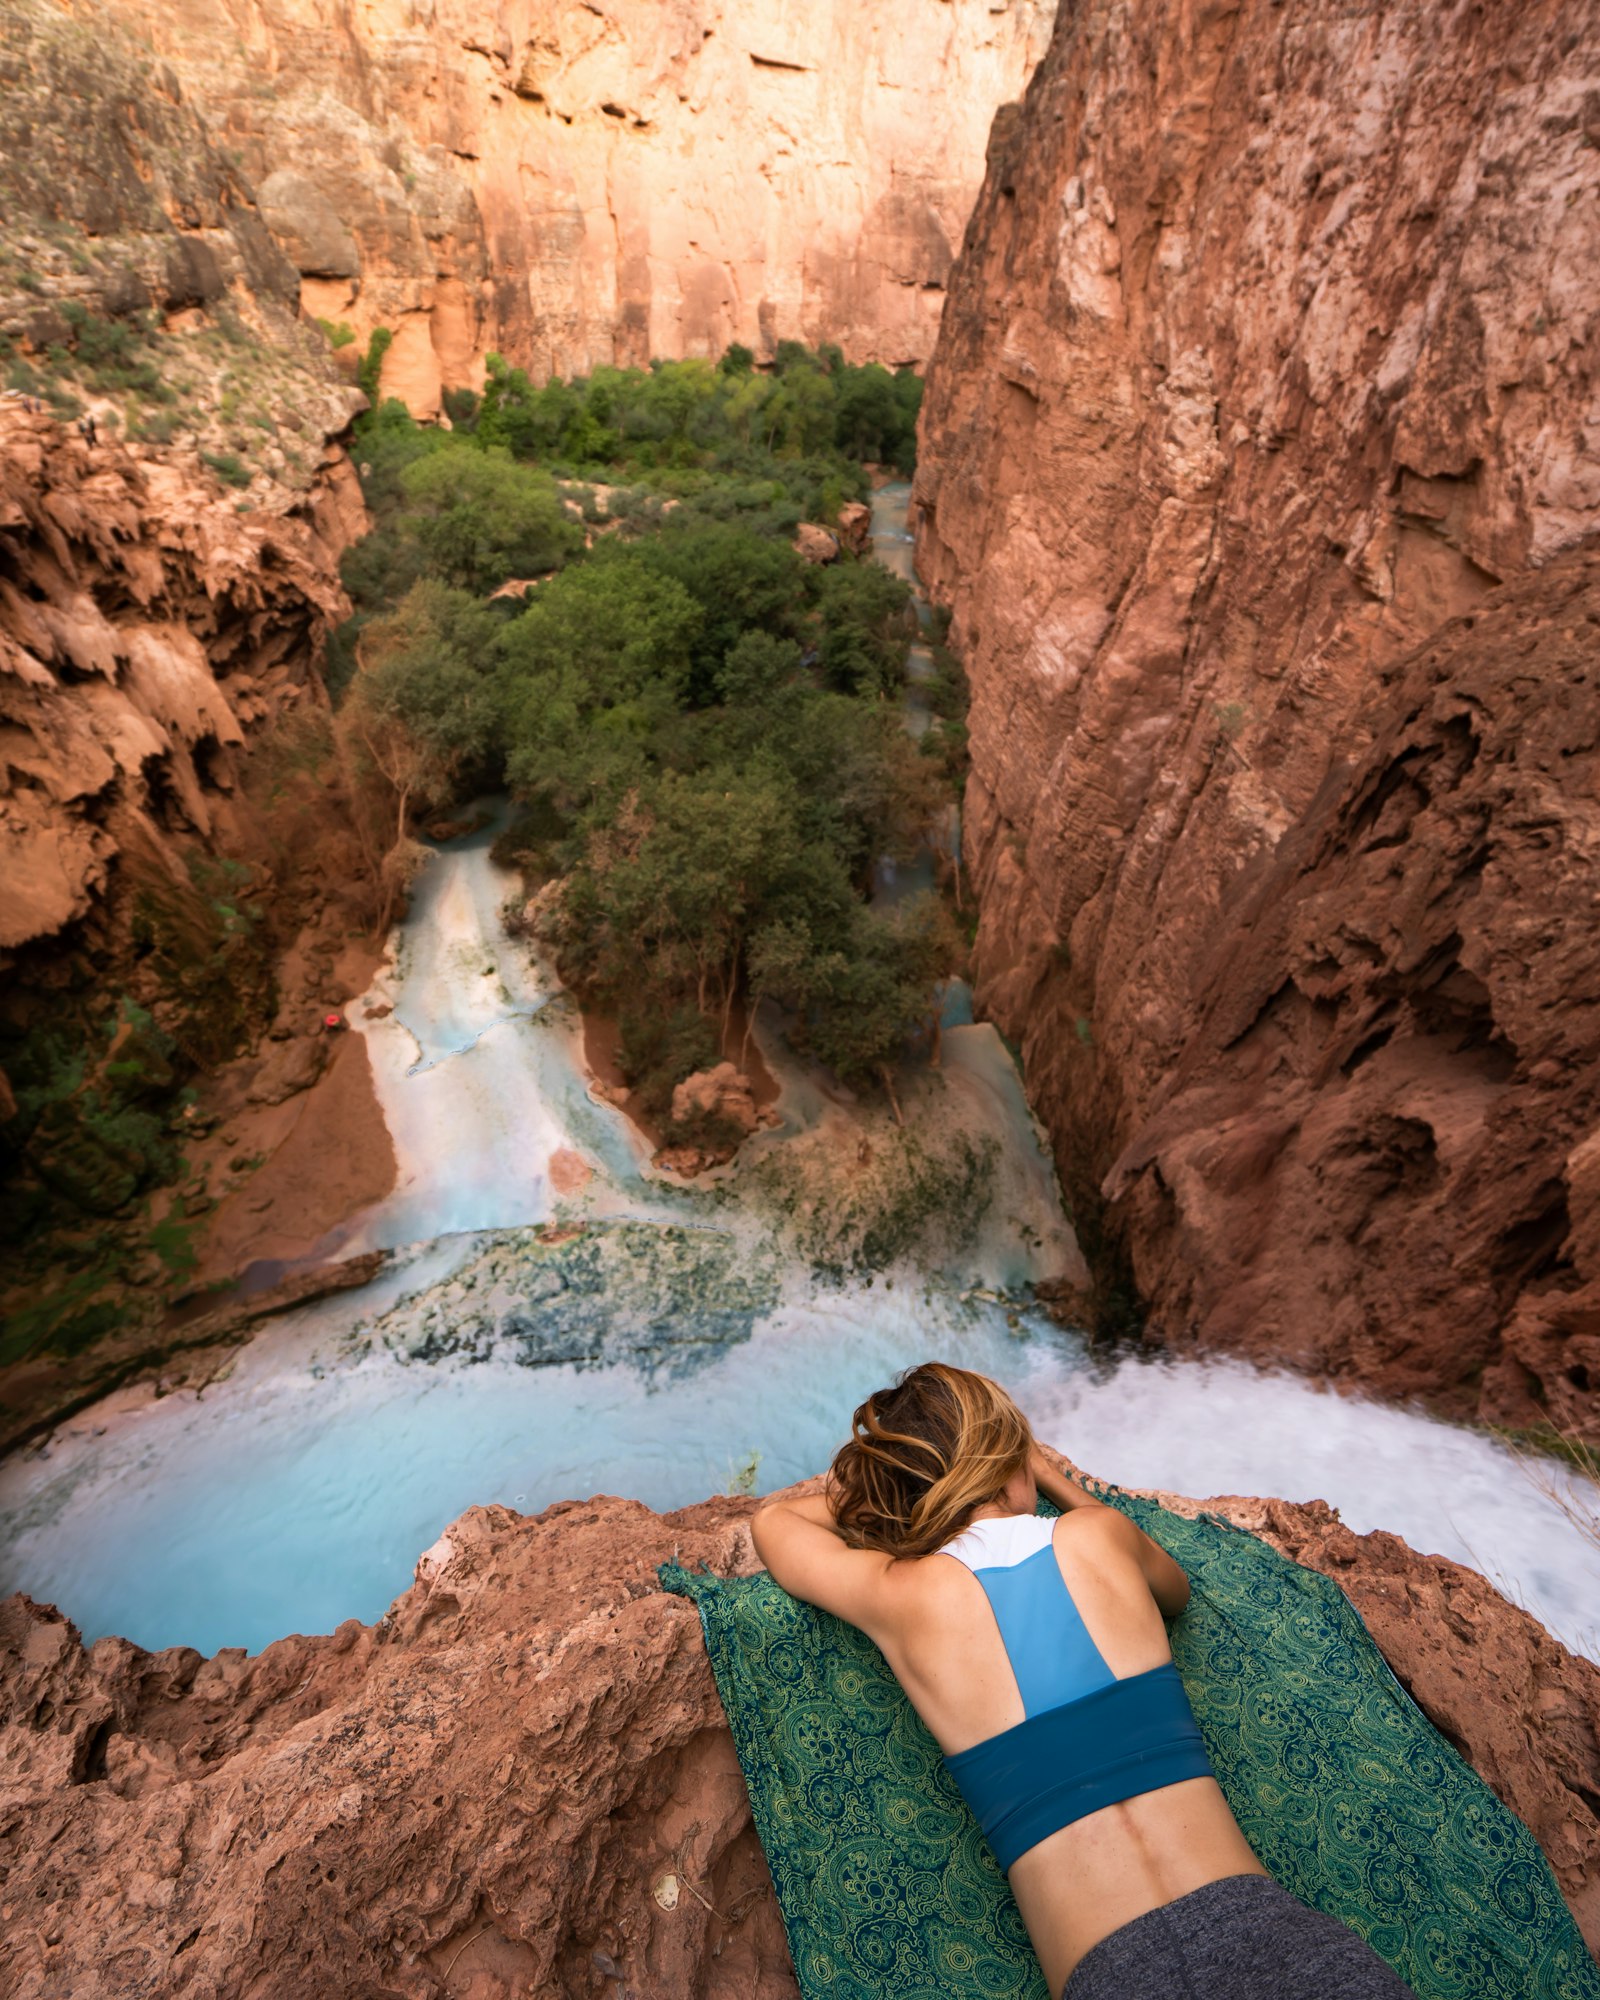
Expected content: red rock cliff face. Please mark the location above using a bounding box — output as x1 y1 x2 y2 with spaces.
915 0 1600 1430
0 406 365 961
0 0 372 974
2 1483 1597 1995
93 0 1058 412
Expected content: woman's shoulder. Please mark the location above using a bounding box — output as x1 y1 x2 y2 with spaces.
1055 1503 1141 1545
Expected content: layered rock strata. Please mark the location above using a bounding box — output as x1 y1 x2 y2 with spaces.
94 0 1058 411
915 0 1600 1427
0 0 395 1427
1 1479 1596 1997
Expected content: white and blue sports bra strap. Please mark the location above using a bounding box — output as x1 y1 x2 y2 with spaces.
940 1513 1056 1569
939 1513 1118 1716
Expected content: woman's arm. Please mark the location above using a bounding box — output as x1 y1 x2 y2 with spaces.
1034 1444 1191 1617
1030 1442 1110 1513
750 1489 895 1632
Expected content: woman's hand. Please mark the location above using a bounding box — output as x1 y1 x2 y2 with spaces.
1029 1445 1191 1617
1029 1442 1109 1514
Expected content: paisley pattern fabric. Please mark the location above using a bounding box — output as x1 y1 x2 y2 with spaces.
660 1493 1600 2000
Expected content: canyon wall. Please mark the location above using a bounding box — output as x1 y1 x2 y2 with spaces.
0 409 363 965
92 0 1057 413
0 0 389 1381
916 0 1600 1431
0 0 369 973
3 1479 1598 1996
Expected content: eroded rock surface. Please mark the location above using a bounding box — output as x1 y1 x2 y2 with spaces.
0 2 384 1412
915 0 1600 1427
0 0 370 967
93 0 1058 408
1 1480 1596 1997
0 401 365 957
0 1496 796 2000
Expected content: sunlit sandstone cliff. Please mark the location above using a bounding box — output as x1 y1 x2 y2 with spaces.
3 1478 1597 1996
94 0 1057 413
916 0 1600 1432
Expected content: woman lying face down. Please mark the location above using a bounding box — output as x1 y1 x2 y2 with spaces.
751 1362 1416 2000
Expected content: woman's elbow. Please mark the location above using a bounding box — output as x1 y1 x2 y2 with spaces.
749 1501 785 1572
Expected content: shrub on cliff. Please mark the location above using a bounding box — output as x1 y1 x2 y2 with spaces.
357 326 393 404
3 1002 181 1229
58 300 170 400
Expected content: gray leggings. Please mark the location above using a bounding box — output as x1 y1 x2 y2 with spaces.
1063 1874 1418 2000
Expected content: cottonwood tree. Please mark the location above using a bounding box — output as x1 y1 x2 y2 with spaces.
339 581 500 926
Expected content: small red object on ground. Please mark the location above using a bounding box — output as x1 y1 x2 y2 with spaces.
323 1012 346 1031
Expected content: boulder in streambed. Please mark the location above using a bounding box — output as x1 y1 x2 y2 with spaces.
671 1063 762 1139
657 1063 778 1178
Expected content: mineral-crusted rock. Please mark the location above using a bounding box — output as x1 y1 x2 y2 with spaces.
356 1221 781 1372
914 0 1600 1426
2 1479 1596 1997
92 0 1059 408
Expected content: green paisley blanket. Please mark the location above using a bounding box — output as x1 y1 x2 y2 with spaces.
661 1492 1599 2000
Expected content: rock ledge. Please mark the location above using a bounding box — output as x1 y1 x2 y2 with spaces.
2 1480 1597 1995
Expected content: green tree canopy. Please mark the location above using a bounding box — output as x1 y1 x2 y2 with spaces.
400 447 580 593
634 522 810 704
815 559 916 698
496 553 702 804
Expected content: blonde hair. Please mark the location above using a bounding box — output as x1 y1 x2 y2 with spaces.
827 1362 1033 1558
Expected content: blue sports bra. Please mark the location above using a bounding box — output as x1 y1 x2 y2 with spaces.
937 1513 1212 1871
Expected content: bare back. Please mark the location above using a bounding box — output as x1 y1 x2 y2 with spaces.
860 1509 1264 1994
